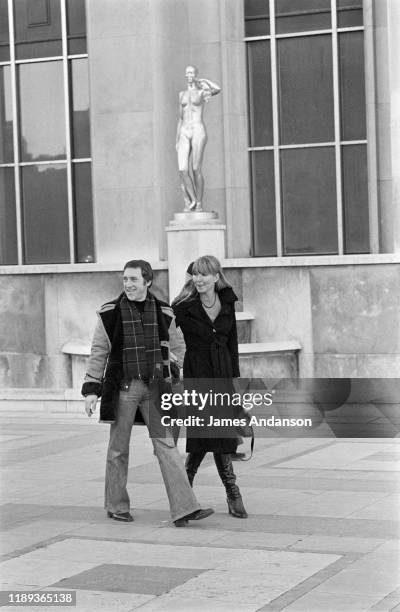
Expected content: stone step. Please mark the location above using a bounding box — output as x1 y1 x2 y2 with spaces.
239 341 301 379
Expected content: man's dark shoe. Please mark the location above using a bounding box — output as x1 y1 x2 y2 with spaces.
174 507 214 526
107 511 133 522
174 517 189 527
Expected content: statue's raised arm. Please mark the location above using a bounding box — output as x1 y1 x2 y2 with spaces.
176 65 221 212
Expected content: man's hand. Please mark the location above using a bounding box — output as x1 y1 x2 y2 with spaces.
85 394 98 417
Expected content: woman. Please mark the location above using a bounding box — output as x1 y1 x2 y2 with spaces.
176 65 221 212
172 255 247 518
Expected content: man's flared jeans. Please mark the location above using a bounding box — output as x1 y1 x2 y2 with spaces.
104 379 200 522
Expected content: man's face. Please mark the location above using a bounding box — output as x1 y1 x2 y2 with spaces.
123 267 150 302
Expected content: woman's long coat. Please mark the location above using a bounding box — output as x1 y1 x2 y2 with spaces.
173 286 241 453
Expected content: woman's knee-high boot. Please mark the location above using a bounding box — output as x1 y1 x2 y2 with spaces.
185 451 206 486
213 453 248 518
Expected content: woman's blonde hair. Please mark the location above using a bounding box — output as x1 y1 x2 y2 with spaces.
173 255 231 306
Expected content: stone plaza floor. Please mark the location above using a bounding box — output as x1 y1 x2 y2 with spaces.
0 409 399 611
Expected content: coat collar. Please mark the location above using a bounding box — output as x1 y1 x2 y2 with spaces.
178 286 237 324
177 286 237 311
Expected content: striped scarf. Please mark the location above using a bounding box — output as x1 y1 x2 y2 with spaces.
120 293 163 382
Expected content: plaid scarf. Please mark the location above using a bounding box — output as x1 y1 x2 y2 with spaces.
120 293 163 382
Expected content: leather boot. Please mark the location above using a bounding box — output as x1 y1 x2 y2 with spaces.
185 451 206 486
213 453 248 518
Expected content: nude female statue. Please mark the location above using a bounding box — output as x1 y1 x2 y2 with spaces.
176 66 221 212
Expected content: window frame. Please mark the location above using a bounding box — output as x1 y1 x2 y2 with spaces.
245 0 378 257
0 0 92 265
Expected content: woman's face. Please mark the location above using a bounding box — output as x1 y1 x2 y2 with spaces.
193 272 219 294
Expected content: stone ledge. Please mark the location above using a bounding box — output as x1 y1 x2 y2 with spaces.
2 254 399 275
236 311 255 320
239 341 302 355
222 254 400 267
0 261 169 275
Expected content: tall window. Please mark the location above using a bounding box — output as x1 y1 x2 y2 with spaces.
0 0 93 265
245 0 369 256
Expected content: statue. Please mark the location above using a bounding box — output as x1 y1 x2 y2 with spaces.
176 65 221 212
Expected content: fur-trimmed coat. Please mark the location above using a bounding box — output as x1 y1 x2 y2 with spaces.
173 286 240 453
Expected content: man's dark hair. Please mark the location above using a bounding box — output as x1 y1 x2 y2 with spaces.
123 260 153 285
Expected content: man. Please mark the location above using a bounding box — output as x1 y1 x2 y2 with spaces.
82 259 213 527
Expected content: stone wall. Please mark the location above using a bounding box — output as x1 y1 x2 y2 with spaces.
242 264 400 378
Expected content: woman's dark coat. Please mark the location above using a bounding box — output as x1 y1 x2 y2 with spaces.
173 286 241 453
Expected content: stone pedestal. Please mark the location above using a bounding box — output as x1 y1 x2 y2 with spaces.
166 211 226 302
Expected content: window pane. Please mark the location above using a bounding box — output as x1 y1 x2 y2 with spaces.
278 35 334 144
247 41 273 146
67 0 87 54
0 168 18 264
0 66 13 163
70 58 90 158
339 32 366 140
251 151 276 256
0 0 10 61
21 164 69 263
275 0 331 34
18 61 66 162
281 147 338 255
342 145 369 253
245 0 269 37
338 0 363 28
14 0 62 60
73 162 94 262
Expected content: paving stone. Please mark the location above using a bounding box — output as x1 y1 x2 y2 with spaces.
136 593 257 611
317 568 400 596
197 513 400 539
212 531 301 550
0 556 97 590
169 566 333 608
1 432 108 466
0 520 89 557
52 563 206 595
276 589 381 611
274 490 390 518
369 587 400 611
64 589 153 612
219 473 399 492
289 534 385 554
349 494 400 520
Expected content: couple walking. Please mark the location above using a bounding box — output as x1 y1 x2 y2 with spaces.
81 255 247 526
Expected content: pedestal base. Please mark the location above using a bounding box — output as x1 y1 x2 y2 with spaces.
166 210 226 301
170 211 219 225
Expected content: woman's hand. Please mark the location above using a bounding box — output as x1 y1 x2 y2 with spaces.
232 378 241 393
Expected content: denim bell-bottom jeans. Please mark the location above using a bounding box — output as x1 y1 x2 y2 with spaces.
104 379 200 522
